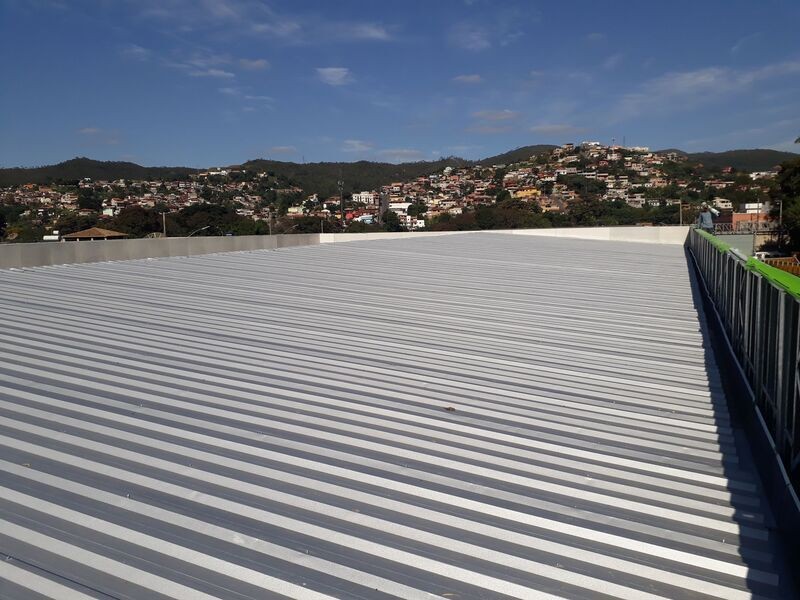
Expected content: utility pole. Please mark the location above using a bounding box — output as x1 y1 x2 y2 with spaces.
162 212 167 237
266 209 273 235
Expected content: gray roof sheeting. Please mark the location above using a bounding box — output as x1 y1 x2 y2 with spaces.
0 232 792 599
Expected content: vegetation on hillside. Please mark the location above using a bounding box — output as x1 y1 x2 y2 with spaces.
236 157 469 198
4 146 794 192
0 157 198 186
684 149 798 172
476 145 558 166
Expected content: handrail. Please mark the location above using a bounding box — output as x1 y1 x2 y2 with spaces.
694 227 800 298
745 257 800 299
688 228 800 487
694 228 732 252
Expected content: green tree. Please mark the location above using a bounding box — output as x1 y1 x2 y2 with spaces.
494 189 512 202
7 221 45 243
557 175 607 199
109 206 161 237
0 204 27 227
55 212 99 235
77 187 102 211
771 158 800 248
381 210 404 232
407 201 427 217
539 180 555 195
346 220 379 233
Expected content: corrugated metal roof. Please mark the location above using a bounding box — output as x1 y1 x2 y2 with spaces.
0 232 792 599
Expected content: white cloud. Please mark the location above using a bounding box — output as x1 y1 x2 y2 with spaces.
681 117 800 150
268 145 297 154
530 124 586 135
251 20 302 37
466 124 514 134
446 144 482 154
239 58 270 70
731 32 762 55
141 0 242 23
76 127 120 145
244 94 274 102
342 139 373 152
472 109 520 121
586 32 606 43
333 22 391 41
135 1 396 46
602 53 623 70
448 22 490 51
617 59 800 119
316 67 353 86
198 0 241 20
183 52 230 69
121 44 150 61
452 74 483 84
190 68 235 78
378 149 424 162
218 87 241 95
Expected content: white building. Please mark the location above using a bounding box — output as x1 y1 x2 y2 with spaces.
352 191 377 205
402 215 425 230
388 202 411 213
713 198 733 210
742 202 768 214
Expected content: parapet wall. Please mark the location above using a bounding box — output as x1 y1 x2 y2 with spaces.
493 226 691 245
318 231 469 244
0 233 321 269
0 226 690 269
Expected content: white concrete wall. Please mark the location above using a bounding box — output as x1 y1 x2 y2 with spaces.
492 226 691 245
0 234 321 269
1 226 691 269
319 231 468 244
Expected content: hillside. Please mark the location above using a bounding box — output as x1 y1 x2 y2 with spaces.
685 149 798 171
654 148 799 171
477 145 558 166
3 146 798 192
235 157 470 198
0 157 199 186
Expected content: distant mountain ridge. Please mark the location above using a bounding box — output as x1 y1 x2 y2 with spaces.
0 146 557 194
235 157 469 198
233 145 557 196
2 146 797 191
0 157 199 186
477 145 558 166
685 149 798 171
654 148 799 171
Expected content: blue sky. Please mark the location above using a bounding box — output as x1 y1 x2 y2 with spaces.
1 0 799 167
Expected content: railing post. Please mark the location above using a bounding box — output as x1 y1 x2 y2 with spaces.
775 290 787 458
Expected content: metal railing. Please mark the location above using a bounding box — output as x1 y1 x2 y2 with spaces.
688 228 800 482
